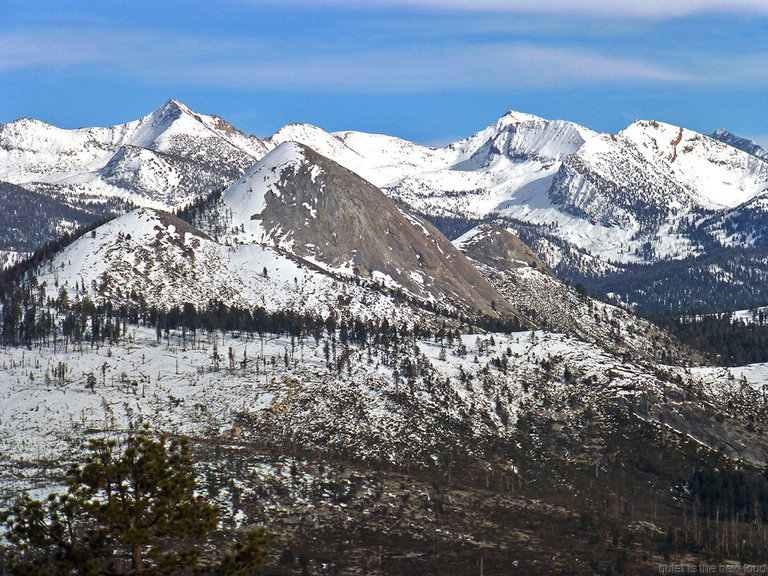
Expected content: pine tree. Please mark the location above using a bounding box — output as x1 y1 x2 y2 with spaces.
1 428 266 575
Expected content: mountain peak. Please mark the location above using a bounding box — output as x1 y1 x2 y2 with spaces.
241 140 308 180
220 141 313 245
621 118 680 136
159 98 192 115
3 116 54 130
499 110 546 125
221 143 513 316
145 99 195 127
268 123 339 147
710 128 768 161
447 110 594 166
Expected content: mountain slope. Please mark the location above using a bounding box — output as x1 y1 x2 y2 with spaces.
219 142 515 318
34 208 435 327
711 128 768 161
6 230 768 572
0 180 103 251
454 224 699 363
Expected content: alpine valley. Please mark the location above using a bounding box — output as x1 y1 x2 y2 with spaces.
3 101 768 574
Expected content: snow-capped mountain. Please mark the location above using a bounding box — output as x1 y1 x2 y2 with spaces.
7 102 767 269
549 120 768 229
216 142 511 318
711 128 768 161
0 99 267 198
266 111 595 223
35 208 432 326
31 143 527 326
262 112 768 312
6 100 768 312
0 99 268 258
270 114 768 264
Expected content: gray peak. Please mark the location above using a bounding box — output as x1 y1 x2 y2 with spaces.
710 128 768 161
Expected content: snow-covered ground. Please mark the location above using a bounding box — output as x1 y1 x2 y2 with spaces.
5 319 765 501
0 250 29 270
732 306 768 325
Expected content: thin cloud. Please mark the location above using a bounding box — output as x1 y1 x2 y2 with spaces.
164 43 689 91
0 29 226 71
1 26 765 92
248 0 768 19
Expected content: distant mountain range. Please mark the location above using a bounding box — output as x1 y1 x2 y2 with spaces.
3 100 768 313
18 137 689 366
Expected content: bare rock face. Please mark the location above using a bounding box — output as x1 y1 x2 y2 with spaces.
454 224 549 274
223 142 515 318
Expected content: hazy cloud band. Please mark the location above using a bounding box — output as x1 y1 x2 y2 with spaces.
1 27 764 92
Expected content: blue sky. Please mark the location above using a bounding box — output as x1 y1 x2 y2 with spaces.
2 0 767 146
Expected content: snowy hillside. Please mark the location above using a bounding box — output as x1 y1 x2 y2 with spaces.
454 224 699 364
5 304 768 572
5 324 765 478
35 208 442 327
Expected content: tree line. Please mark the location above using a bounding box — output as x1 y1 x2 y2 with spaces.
1 268 479 352
653 313 768 366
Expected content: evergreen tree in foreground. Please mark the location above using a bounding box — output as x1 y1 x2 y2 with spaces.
1 428 266 575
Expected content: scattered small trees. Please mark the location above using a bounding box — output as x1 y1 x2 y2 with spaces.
1 428 266 575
